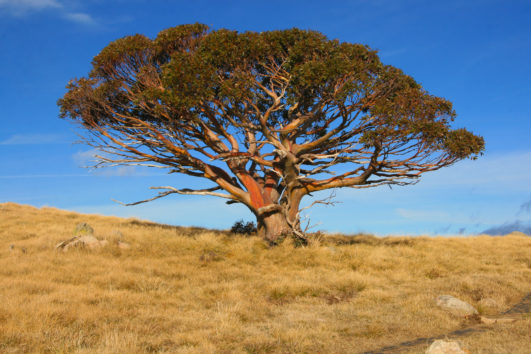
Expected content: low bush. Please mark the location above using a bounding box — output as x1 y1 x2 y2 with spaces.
230 220 256 235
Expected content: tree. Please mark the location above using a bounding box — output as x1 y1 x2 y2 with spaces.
59 24 484 243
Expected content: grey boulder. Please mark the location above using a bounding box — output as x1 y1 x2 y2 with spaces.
436 295 478 316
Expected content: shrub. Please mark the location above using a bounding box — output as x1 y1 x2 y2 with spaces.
230 220 256 235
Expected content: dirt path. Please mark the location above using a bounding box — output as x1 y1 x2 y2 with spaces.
502 292 531 315
363 292 531 354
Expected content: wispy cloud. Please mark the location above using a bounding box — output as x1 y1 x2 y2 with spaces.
72 149 98 167
0 0 61 15
63 11 95 25
0 174 89 179
0 0 96 25
0 133 67 145
95 166 139 177
0 0 61 14
72 149 163 177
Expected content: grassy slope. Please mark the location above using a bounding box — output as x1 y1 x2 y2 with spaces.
0 202 529 353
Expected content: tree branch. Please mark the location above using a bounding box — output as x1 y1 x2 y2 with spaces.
113 185 238 206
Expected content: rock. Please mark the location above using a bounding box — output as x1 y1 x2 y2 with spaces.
56 237 77 249
436 295 478 316
426 340 466 354
480 316 496 325
74 222 94 236
56 235 108 251
9 244 14 251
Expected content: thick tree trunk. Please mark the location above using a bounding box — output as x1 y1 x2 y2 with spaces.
256 211 292 243
254 191 304 244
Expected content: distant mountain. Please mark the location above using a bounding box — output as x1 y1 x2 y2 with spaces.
482 220 531 236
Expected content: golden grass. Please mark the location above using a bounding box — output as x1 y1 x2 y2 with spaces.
0 202 529 353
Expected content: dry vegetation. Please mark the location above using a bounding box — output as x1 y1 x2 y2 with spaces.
0 202 529 353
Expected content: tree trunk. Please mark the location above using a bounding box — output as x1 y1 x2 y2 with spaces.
256 211 292 243
254 191 304 244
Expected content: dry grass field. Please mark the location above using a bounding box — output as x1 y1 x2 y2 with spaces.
0 202 529 353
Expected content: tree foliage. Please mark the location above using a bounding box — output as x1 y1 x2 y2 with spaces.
59 24 484 242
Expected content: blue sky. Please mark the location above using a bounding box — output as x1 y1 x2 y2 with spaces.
1 0 530 235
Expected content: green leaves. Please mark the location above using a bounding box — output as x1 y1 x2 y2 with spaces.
153 23 209 55
59 23 485 188
90 34 152 79
444 129 485 159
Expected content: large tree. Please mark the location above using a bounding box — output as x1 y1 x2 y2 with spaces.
59 24 484 243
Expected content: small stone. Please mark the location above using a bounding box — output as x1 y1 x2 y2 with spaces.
56 235 107 251
426 340 466 354
436 295 478 316
480 316 496 325
74 222 94 236
9 244 14 251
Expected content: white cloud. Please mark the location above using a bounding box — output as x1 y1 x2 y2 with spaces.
0 133 67 145
72 148 98 167
0 0 61 15
72 149 164 177
0 0 96 25
63 11 94 24
0 173 89 179
95 166 139 177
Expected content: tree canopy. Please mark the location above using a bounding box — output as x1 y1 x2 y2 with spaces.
59 24 484 243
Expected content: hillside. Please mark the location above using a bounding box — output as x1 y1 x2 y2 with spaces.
0 202 529 353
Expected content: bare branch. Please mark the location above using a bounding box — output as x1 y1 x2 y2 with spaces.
113 185 238 206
